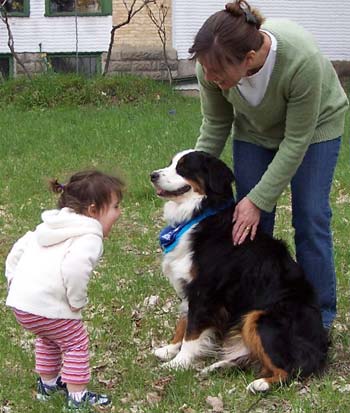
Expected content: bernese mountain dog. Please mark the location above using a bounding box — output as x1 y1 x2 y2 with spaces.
150 150 328 393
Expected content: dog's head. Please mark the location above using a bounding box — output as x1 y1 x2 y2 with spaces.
151 150 234 223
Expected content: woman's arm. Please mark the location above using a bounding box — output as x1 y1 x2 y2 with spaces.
194 63 235 157
232 54 324 244
247 54 323 213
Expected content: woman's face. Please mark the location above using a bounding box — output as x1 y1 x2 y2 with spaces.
199 56 249 90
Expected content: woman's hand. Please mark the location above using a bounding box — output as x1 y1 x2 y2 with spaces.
70 305 82 312
232 197 260 245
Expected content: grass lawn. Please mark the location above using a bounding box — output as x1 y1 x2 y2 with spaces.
0 77 349 413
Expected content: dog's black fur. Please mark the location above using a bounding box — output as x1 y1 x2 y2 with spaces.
152 150 328 391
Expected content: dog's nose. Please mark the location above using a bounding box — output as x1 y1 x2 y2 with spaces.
150 172 160 182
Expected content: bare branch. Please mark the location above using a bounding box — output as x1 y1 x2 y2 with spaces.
147 1 172 84
0 3 32 80
103 0 155 76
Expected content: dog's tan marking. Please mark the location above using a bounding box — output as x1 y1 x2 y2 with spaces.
242 311 289 385
184 329 202 341
190 263 198 280
171 316 187 344
186 178 205 195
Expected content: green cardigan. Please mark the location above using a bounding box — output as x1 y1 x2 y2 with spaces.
195 19 349 212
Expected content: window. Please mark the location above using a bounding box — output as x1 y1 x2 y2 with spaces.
46 0 111 16
0 55 12 80
48 54 101 76
2 0 30 16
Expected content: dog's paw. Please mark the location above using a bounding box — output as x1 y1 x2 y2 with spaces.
162 354 192 370
246 378 270 394
201 365 215 375
153 344 180 361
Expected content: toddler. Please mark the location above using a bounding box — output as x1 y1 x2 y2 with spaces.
5 170 124 410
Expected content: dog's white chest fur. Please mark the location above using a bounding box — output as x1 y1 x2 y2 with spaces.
162 229 194 300
160 198 203 300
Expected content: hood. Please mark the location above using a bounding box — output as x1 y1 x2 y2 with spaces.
36 207 103 247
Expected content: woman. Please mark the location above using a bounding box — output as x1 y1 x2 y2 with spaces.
190 0 348 329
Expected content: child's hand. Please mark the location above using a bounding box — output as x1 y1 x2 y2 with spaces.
70 305 82 312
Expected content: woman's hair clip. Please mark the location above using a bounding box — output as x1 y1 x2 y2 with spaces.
244 9 257 25
59 183 65 191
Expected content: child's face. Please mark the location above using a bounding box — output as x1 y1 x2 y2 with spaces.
96 193 121 237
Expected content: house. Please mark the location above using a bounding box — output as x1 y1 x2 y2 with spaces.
0 0 174 78
0 0 112 78
1 0 349 79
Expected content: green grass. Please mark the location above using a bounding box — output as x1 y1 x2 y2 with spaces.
0 76 349 413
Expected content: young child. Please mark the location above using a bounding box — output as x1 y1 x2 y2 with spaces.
5 170 124 410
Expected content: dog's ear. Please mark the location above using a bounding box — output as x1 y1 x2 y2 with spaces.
204 156 234 198
176 151 234 201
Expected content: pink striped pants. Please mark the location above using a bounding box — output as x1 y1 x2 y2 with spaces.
14 309 90 385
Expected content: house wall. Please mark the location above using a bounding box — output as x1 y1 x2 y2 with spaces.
173 0 350 77
0 0 111 53
112 0 172 47
2 1 349 79
107 0 177 79
0 0 176 78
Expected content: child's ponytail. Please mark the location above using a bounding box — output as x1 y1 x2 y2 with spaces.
49 179 65 194
49 170 125 215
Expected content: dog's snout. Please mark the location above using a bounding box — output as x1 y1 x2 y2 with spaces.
150 171 160 182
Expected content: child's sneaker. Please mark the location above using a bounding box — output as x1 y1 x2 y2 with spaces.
36 376 67 401
66 391 111 410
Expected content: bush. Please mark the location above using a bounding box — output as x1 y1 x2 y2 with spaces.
0 73 173 109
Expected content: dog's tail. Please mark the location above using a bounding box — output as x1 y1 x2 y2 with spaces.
220 329 251 366
195 328 221 358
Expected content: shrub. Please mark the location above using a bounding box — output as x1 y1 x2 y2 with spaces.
0 73 173 109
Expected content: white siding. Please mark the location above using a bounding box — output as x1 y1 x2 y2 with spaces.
173 0 350 61
0 0 112 53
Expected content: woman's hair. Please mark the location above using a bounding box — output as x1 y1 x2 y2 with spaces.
49 170 125 214
189 0 265 68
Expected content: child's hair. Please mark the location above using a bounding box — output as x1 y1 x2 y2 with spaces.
49 170 125 214
189 0 265 68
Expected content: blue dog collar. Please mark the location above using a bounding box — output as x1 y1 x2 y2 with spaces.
159 200 234 254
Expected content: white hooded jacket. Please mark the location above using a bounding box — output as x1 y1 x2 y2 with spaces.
5 207 103 319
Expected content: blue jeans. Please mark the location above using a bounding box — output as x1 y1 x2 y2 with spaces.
233 138 341 329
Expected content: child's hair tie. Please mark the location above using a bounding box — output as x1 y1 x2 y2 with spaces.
50 179 66 193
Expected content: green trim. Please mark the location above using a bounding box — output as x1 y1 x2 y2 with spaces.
4 0 30 16
45 0 112 16
102 0 112 15
9 55 14 78
0 54 14 79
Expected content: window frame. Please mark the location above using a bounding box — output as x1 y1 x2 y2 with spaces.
45 0 112 17
47 52 102 76
2 0 30 17
0 54 13 79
